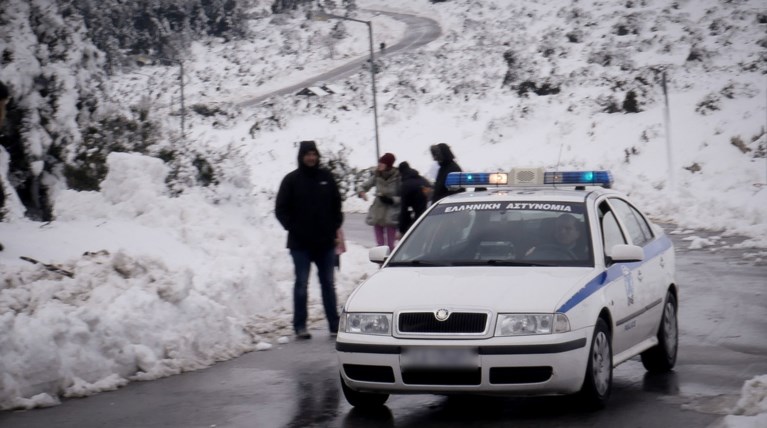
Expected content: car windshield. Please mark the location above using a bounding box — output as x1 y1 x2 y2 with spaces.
388 201 594 267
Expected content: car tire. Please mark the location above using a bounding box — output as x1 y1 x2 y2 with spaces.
578 318 612 409
340 373 389 408
641 292 678 373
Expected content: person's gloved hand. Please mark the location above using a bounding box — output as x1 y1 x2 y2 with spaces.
378 195 394 205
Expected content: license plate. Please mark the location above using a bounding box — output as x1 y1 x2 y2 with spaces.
400 347 479 369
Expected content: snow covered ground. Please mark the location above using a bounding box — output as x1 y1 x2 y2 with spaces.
0 0 765 423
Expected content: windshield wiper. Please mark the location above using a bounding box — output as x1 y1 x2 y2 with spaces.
451 260 551 267
387 260 452 267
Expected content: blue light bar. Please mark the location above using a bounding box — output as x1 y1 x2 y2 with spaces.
446 172 508 189
544 171 613 188
445 169 613 190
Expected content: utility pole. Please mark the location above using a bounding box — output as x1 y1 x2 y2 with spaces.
312 10 381 162
367 21 380 161
137 56 187 140
179 60 186 140
662 71 674 190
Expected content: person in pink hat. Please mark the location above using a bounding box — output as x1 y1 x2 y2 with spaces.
357 152 401 250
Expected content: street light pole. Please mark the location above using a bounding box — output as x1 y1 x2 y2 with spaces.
367 21 381 161
179 60 186 140
312 10 381 161
144 57 187 140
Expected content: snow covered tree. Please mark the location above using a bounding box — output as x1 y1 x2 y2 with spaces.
0 0 106 220
75 0 255 71
271 0 314 14
0 0 261 220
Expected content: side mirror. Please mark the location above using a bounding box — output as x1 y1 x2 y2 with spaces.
369 246 391 264
608 244 644 263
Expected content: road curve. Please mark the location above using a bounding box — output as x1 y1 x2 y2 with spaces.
237 9 441 108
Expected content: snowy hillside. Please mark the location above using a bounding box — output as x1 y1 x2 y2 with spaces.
0 0 765 419
103 0 766 240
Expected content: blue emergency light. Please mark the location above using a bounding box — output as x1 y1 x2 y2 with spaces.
543 171 613 187
446 168 612 190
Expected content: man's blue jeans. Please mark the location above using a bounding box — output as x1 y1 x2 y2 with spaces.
290 247 340 334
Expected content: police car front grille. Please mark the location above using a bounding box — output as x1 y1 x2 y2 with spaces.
398 312 488 334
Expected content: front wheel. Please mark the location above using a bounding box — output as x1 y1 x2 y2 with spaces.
641 292 678 372
578 318 612 409
340 374 389 408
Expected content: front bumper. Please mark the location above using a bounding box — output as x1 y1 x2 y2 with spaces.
336 329 591 396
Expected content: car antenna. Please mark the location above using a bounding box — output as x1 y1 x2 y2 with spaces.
553 138 566 189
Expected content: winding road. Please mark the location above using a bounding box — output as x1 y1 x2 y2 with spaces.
237 9 441 108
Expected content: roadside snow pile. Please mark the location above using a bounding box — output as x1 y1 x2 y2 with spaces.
722 375 767 428
0 153 283 410
0 152 376 410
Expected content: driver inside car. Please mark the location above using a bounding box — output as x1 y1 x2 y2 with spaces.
554 213 582 250
525 213 588 260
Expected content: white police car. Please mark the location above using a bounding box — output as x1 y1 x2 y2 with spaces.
337 168 677 409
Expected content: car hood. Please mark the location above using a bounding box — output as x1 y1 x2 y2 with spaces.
345 266 596 313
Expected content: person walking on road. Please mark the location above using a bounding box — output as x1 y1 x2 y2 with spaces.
430 143 463 203
275 140 343 339
397 161 430 237
357 152 400 251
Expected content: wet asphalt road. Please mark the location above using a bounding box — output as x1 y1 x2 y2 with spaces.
1 214 765 428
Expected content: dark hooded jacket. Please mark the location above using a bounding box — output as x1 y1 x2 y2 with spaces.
275 141 343 251
431 143 463 203
398 162 430 235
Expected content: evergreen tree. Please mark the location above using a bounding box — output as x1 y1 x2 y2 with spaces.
0 0 259 220
0 0 106 220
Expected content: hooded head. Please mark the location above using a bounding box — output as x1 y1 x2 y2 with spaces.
429 144 441 162
378 152 396 170
0 81 8 125
398 161 411 174
398 161 420 179
297 140 320 169
0 81 8 101
432 143 455 164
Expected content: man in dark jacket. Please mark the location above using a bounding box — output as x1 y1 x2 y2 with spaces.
430 143 463 203
275 141 343 339
397 161 430 236
0 81 8 251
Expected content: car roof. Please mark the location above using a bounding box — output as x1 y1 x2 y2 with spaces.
435 186 623 205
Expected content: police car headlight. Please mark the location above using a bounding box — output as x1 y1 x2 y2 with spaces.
495 313 570 336
341 312 392 335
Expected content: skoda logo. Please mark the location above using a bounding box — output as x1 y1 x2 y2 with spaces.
434 309 450 321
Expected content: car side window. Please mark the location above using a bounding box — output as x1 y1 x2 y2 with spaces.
599 202 626 256
609 198 653 247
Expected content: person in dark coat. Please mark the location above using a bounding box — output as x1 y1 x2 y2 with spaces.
397 161 430 236
0 81 8 127
275 140 343 339
0 81 8 251
430 143 463 203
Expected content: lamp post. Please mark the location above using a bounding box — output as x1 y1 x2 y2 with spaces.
142 57 186 140
312 10 381 161
178 60 186 139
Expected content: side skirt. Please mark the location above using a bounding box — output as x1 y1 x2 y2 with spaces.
613 337 658 366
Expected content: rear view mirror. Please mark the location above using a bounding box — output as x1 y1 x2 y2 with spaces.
369 246 390 264
608 244 644 263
